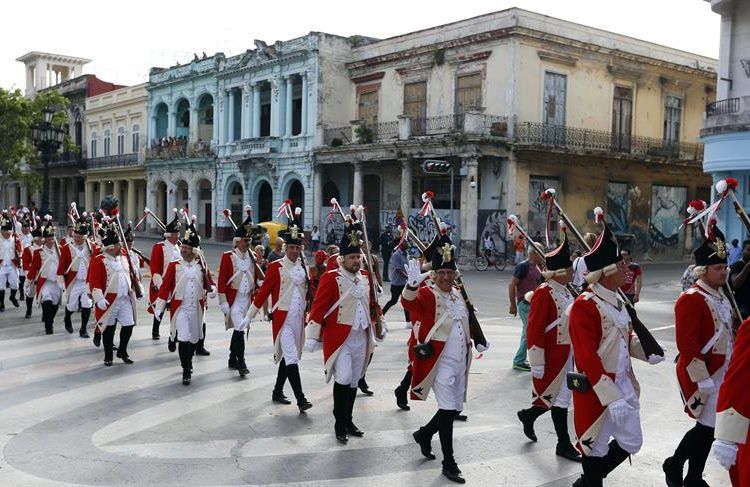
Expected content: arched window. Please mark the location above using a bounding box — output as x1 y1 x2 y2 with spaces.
90 132 98 158
103 129 111 157
117 127 125 155
132 124 140 153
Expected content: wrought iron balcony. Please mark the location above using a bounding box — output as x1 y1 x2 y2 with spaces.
87 153 140 170
409 114 464 136
706 97 740 117
145 141 216 160
48 149 86 169
514 122 703 162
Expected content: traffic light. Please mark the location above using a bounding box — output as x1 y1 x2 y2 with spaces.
421 159 452 174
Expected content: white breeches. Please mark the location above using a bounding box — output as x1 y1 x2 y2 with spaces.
433 355 468 411
176 306 202 344
66 279 92 311
552 353 574 409
0 265 19 289
40 281 61 304
590 374 642 457
280 317 303 365
333 326 368 387
231 294 250 331
697 365 727 428
104 295 135 327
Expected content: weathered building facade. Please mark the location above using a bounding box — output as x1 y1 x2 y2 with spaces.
315 8 716 259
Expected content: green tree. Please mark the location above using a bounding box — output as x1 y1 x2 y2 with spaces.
0 88 70 207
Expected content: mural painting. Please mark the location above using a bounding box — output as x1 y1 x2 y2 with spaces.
477 209 508 255
649 185 686 257
606 182 629 234
528 176 559 243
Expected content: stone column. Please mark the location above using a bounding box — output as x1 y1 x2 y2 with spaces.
167 182 177 215
150 115 157 145
285 76 293 136
167 110 176 137
313 163 323 230
218 90 227 144
252 83 261 138
241 84 251 140
113 180 122 212
211 93 219 145
459 156 479 257
227 88 236 143
301 73 308 136
20 184 28 207
352 161 363 205
127 180 137 223
189 107 199 142
270 77 280 137
400 159 412 213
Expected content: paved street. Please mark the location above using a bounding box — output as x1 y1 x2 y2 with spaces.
0 247 731 486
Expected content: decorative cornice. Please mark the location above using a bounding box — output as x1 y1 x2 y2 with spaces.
351 71 385 84
537 50 578 67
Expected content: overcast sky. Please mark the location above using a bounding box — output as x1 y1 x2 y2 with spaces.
0 0 720 91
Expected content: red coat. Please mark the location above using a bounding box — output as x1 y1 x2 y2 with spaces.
527 282 573 408
0 236 21 267
22 245 39 273
308 267 374 382
569 287 647 455
326 253 339 271
57 241 97 288
148 240 180 312
716 319 750 487
154 259 211 340
401 284 472 401
27 246 58 299
218 249 258 309
674 282 733 419
252 257 307 363
87 250 136 325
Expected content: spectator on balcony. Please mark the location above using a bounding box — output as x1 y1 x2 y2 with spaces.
310 226 321 252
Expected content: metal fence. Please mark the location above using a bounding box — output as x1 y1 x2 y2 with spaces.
87 153 140 170
323 126 351 146
409 114 464 136
706 97 741 117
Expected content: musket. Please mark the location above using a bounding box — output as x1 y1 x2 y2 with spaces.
279 202 314 313
356 205 385 340
179 208 212 294
421 192 488 347
329 198 380 279
547 192 664 357
222 206 265 280
9 207 21 268
130 246 151 266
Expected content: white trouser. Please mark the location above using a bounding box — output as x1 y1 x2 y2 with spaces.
697 364 728 428
0 264 19 290
40 281 62 304
552 353 574 409
280 315 303 365
333 326 368 387
590 374 642 457
231 293 250 331
433 354 467 411
176 306 201 344
104 295 135 327
66 279 92 311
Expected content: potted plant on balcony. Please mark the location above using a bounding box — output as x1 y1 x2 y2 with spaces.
355 124 374 144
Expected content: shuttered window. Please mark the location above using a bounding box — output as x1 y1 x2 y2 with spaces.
454 73 482 115
358 90 379 124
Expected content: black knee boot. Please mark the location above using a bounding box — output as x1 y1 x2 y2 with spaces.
552 407 581 461
50 304 59 327
602 440 629 477
574 456 605 487
10 289 19 307
439 410 464 483
117 326 134 363
102 326 116 365
413 410 439 459
517 405 548 442
195 322 210 355
286 363 312 412
18 276 25 300
25 296 33 318
272 359 290 403
1 289 7 311
152 315 161 339
665 423 703 485
332 382 349 443
395 368 412 410
178 341 195 384
64 308 74 333
233 330 248 377
346 386 363 437
684 424 714 485
79 308 91 337
41 301 53 334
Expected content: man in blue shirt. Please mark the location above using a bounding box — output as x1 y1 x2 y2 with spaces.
728 238 743 266
381 240 409 322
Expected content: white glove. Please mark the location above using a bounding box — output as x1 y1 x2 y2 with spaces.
305 338 318 352
152 273 162 290
57 276 66 291
475 341 490 353
406 259 430 288
240 317 251 330
96 299 108 310
697 377 716 394
647 354 665 365
220 302 230 315
607 398 631 426
531 365 545 379
208 285 217 299
712 439 738 470
257 279 264 288
23 280 31 295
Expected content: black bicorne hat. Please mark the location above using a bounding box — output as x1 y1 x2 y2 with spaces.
431 234 457 271
339 220 363 256
101 226 120 247
74 215 90 236
235 213 253 240
164 210 181 234
183 219 201 248
583 208 622 274
545 223 572 271
280 207 304 246
694 221 728 267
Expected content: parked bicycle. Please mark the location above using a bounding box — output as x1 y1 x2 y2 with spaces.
474 248 507 271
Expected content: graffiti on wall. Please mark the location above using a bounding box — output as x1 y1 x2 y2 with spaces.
606 182 629 234
477 210 508 254
650 185 686 254
528 176 559 241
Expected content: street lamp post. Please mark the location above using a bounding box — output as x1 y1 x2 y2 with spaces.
31 108 66 214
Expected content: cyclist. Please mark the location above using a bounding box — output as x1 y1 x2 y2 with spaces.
483 233 495 261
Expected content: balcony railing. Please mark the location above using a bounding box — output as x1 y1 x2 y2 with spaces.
514 122 703 162
410 114 464 136
324 125 351 146
87 153 140 170
145 141 215 160
48 149 85 168
706 98 741 117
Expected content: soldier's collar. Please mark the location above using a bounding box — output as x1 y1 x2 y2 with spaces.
546 279 568 293
591 283 620 308
696 279 722 299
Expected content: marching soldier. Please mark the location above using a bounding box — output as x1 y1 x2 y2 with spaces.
0 212 21 311
568 210 664 486
27 218 62 334
306 218 377 443
665 222 734 486
517 224 580 462
88 225 137 366
153 220 213 385
22 224 42 319
148 210 181 340
217 213 257 378
402 233 474 484
62 223 75 247
57 215 95 337
124 223 145 283
243 209 313 412
18 217 32 301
